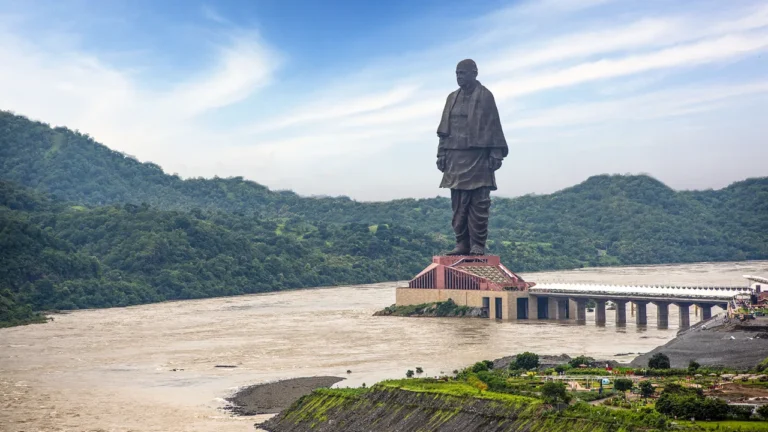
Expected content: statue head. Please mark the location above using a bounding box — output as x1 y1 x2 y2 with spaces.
456 59 478 89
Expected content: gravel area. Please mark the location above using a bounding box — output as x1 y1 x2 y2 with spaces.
630 315 768 369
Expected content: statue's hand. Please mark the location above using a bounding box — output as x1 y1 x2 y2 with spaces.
489 157 503 171
436 157 446 172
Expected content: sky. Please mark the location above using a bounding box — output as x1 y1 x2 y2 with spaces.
0 0 766 201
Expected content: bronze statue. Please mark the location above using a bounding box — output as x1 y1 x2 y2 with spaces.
437 59 508 256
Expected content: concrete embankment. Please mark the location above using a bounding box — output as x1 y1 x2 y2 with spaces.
260 385 640 432
630 315 768 369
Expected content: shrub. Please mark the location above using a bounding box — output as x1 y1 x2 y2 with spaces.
648 353 671 369
688 360 700 373
540 381 571 405
756 357 768 373
554 364 570 373
728 404 754 421
757 403 768 419
435 299 458 316
406 369 414 378
467 375 488 393
572 390 615 402
475 371 509 393
514 352 539 370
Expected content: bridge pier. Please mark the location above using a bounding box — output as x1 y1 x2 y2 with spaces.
697 304 713 320
655 302 670 329
548 298 558 321
676 303 692 328
556 298 568 320
634 301 648 326
572 298 587 323
614 300 627 326
595 300 606 326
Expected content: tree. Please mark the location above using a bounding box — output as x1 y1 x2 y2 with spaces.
406 369 414 378
415 366 423 377
540 382 571 405
639 380 655 399
471 361 491 373
648 353 671 369
655 384 728 421
687 360 700 373
514 352 540 370
614 378 633 394
569 355 595 368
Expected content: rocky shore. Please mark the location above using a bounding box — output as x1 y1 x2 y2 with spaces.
374 299 485 318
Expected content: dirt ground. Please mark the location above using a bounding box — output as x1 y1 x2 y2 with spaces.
226 376 345 415
709 383 768 403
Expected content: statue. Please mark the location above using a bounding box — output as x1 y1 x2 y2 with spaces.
436 59 508 256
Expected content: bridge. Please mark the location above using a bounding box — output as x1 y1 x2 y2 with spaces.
528 283 750 328
396 255 757 328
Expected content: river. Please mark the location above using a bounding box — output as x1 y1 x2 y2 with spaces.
2 260 766 431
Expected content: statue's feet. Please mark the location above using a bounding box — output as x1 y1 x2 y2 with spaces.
469 246 485 256
445 245 470 256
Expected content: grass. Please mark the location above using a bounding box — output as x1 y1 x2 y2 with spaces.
377 379 543 409
678 420 768 431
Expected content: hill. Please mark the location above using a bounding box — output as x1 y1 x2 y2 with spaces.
1 110 767 326
0 181 445 326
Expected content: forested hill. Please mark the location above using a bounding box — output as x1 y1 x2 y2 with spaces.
1 110 767 326
0 181 446 326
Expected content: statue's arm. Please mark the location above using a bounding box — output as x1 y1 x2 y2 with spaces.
437 137 447 172
489 148 503 171
489 147 504 160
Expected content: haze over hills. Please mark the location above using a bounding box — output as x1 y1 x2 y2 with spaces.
1 110 767 326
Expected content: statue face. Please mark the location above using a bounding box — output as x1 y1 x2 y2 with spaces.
455 67 478 88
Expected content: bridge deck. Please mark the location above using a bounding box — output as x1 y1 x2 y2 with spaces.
530 283 751 303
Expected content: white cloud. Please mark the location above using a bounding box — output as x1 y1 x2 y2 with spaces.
507 81 768 129
0 1 767 200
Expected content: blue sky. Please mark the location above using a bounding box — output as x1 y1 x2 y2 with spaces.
1 0 766 200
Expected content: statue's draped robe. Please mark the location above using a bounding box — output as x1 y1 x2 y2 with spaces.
437 82 508 191
436 82 508 252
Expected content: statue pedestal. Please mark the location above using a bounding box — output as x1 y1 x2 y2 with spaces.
396 255 534 320
408 255 532 291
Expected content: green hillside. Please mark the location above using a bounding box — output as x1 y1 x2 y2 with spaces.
0 181 445 326
1 110 767 326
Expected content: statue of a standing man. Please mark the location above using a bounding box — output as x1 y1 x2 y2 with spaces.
437 59 508 256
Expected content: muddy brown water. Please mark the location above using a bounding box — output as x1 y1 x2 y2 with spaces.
2 260 766 432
